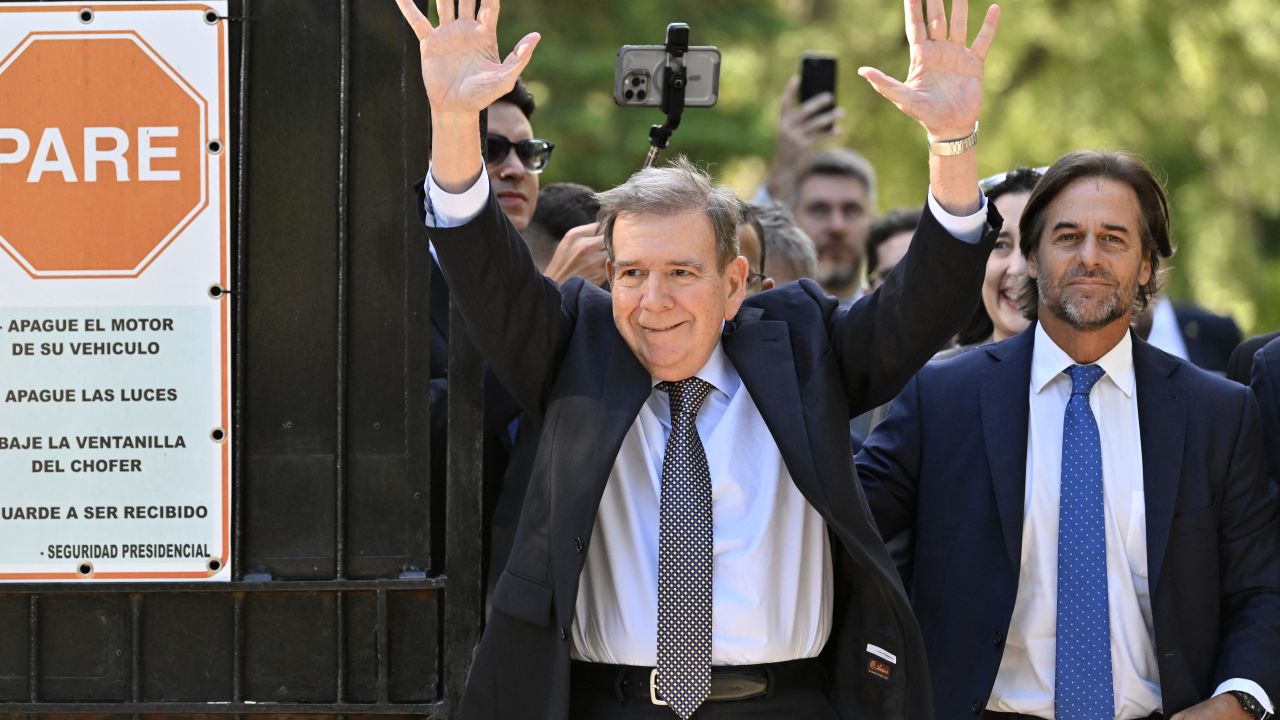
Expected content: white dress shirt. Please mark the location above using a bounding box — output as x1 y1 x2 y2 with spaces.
571 342 833 664
987 323 1271 718
424 163 991 665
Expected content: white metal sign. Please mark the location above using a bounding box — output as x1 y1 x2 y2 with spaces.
0 2 231 581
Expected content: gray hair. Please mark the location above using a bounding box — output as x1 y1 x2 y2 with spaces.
794 148 878 209
595 156 743 272
750 202 817 279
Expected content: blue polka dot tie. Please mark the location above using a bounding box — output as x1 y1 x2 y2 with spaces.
1055 364 1113 720
655 378 714 719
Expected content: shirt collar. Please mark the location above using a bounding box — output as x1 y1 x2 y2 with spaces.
650 336 741 400
1031 321 1135 398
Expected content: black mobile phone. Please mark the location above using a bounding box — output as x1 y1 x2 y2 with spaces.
799 54 837 114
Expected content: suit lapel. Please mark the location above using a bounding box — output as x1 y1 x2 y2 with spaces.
1134 337 1186 596
722 312 822 500
594 330 652 481
979 328 1035 572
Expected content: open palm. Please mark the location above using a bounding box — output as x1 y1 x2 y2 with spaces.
395 0 539 115
860 0 1000 140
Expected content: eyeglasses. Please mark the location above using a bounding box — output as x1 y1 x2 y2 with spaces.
485 133 554 173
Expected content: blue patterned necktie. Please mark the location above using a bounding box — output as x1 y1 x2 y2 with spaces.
655 378 714 719
1055 364 1114 720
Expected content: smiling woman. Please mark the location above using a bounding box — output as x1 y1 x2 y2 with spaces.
981 167 1040 342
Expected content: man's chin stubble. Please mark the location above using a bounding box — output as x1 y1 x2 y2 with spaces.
1042 285 1130 333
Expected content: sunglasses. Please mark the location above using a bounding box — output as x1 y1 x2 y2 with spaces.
485 133 554 173
979 166 1049 193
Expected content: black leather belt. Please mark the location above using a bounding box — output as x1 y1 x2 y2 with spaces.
571 658 825 705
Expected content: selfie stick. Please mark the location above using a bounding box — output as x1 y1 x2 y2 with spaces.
644 23 689 168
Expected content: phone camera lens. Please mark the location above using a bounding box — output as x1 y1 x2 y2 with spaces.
625 89 634 100
637 90 647 101
631 76 642 87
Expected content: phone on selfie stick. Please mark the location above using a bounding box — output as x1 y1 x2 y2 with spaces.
799 53 837 130
613 23 721 167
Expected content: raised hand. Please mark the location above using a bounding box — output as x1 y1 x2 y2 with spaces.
395 0 539 116
764 75 845 201
858 0 999 140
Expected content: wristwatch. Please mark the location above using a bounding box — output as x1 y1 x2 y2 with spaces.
1228 690 1269 720
927 122 979 156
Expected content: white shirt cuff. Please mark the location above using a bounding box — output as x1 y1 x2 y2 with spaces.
1214 678 1274 714
424 163 490 228
926 188 988 244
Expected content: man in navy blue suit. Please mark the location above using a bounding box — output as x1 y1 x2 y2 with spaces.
858 150 1280 720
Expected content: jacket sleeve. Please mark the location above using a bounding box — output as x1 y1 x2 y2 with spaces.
1213 388 1280 700
828 201 1000 417
423 187 574 420
855 373 926 541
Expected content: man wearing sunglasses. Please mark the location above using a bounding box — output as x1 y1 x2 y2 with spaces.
483 79 552 233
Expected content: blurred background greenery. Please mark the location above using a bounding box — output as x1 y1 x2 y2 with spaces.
493 0 1280 333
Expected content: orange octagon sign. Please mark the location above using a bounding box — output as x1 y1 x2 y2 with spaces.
0 31 208 278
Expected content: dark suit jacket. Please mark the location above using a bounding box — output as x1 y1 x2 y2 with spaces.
1228 330 1280 385
427 189 1000 720
428 257 523 580
1252 336 1280 485
856 326 1280 719
1173 302 1242 374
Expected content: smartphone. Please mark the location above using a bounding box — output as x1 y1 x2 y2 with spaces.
614 45 721 108
799 54 837 107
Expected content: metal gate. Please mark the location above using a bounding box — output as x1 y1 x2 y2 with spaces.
0 0 482 715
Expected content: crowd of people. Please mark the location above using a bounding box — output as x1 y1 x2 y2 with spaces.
399 0 1280 718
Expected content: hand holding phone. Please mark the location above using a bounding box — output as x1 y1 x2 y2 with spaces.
800 54 838 133
800 54 837 111
763 60 844 202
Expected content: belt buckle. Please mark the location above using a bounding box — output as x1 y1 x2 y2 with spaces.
649 668 667 706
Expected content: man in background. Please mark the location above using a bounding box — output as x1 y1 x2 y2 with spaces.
738 203 775 295
1134 294 1242 374
757 76 876 305
525 182 609 287
865 208 923 291
788 150 877 305
752 202 819 286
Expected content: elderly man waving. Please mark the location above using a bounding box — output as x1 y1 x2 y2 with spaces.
396 0 1001 717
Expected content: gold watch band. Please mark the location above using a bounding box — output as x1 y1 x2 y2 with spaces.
927 122 980 156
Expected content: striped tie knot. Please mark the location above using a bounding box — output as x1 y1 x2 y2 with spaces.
1067 364 1105 397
